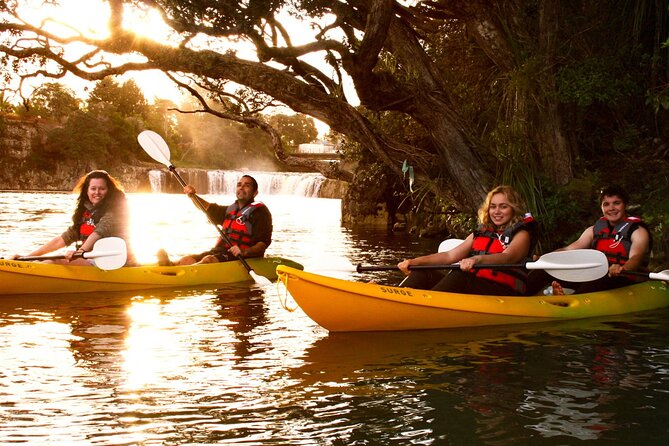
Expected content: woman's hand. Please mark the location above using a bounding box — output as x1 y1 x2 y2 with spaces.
65 248 86 261
459 255 481 272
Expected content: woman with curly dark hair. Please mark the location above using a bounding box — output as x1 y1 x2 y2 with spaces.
12 170 135 266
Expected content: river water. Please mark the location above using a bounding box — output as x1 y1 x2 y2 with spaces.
1 191 669 445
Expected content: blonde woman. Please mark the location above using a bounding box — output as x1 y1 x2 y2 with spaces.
398 185 537 296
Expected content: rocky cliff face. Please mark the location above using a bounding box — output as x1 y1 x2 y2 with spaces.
0 160 154 192
1 114 37 160
0 114 154 192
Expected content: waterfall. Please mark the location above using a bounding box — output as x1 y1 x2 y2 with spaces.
148 170 163 192
149 169 327 197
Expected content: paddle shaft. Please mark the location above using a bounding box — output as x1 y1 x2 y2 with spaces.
166 165 255 274
17 252 88 262
357 263 529 272
623 270 669 281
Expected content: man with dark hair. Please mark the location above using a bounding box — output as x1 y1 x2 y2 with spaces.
157 175 273 266
527 185 651 295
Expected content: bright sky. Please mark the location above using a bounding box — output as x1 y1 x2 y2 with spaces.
13 0 186 104
10 0 346 137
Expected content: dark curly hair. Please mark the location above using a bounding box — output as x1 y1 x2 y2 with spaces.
71 170 126 226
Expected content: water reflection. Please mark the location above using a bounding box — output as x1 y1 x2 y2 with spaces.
4 192 669 444
214 289 269 362
283 315 669 445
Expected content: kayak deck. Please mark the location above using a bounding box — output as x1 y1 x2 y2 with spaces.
276 266 669 332
0 257 302 295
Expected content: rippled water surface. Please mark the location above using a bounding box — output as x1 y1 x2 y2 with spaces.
1 191 669 445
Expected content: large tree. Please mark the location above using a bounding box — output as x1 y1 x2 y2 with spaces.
1 0 666 216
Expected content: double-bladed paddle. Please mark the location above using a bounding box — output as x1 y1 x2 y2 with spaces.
137 130 272 286
357 249 610 282
15 237 127 270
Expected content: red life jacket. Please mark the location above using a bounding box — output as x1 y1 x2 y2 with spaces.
469 214 536 294
215 202 265 250
591 216 647 266
79 209 99 240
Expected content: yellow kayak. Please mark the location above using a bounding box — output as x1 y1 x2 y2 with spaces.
276 265 669 332
0 257 302 295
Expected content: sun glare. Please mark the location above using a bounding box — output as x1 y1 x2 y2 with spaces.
124 7 173 41
17 0 172 42
18 0 110 38
13 1 182 103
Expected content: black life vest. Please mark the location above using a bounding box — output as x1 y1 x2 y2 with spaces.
215 201 265 250
469 214 537 294
591 216 648 266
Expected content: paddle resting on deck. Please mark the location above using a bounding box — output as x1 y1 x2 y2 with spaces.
357 249 609 283
137 130 271 286
15 237 127 271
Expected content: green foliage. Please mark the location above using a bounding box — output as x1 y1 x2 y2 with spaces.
0 92 17 114
644 205 669 267
26 82 81 121
344 161 394 220
88 78 150 119
26 110 110 169
556 58 640 107
611 124 643 153
399 178 477 238
533 179 598 252
333 133 363 164
267 113 318 152
13 77 166 167
646 87 669 113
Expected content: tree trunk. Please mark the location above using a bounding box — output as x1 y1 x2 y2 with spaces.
536 0 573 184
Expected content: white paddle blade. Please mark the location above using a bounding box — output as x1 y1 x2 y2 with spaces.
248 270 272 286
649 270 669 281
530 249 608 282
137 130 172 166
305 257 358 274
84 237 127 270
438 239 465 252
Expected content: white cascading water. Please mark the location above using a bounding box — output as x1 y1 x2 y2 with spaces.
148 170 163 192
148 169 327 197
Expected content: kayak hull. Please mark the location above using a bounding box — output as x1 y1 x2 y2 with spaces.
0 257 302 295
276 266 669 332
